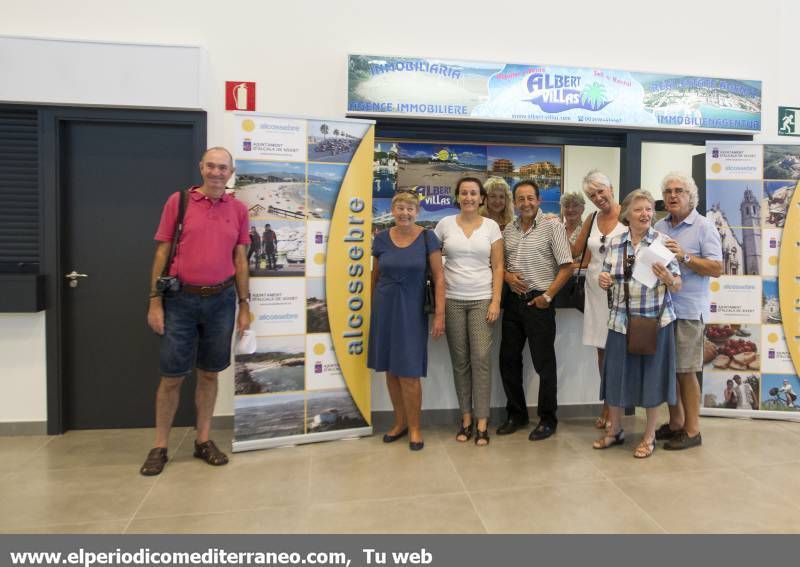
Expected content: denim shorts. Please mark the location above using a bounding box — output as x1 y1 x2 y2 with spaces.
160 285 236 377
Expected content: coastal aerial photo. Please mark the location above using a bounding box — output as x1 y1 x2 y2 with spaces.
307 119 369 163
306 277 329 333
641 78 761 121
307 163 347 219
235 335 305 395
764 145 800 180
306 388 368 434
234 392 306 442
234 160 306 220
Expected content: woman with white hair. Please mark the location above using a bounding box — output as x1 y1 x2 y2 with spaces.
560 192 586 262
571 170 626 429
596 189 681 458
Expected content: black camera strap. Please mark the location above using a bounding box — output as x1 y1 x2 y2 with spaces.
161 190 190 277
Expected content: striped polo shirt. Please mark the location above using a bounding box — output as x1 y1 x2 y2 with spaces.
503 209 573 293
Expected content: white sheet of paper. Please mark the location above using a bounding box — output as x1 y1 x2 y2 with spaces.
632 238 675 289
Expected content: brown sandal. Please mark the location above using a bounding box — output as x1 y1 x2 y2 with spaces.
633 438 656 459
592 429 625 449
140 447 168 476
193 440 229 466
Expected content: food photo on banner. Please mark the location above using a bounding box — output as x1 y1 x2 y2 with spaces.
349 54 761 132
703 140 800 421
231 112 375 451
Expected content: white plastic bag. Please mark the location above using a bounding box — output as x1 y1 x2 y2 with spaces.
235 329 257 355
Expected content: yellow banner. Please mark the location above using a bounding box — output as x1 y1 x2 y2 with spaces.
779 180 800 375
326 126 375 423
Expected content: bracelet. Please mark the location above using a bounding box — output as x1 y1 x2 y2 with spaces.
149 292 160 299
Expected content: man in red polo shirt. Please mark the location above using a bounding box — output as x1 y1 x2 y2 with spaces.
141 147 250 476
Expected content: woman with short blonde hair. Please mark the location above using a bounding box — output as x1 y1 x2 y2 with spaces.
571 170 626 429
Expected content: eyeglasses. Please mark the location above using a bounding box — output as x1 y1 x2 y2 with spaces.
599 234 607 254
663 187 686 196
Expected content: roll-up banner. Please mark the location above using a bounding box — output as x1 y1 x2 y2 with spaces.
702 141 800 421
348 54 762 133
231 113 375 451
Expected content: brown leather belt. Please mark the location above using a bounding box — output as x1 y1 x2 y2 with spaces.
181 278 235 297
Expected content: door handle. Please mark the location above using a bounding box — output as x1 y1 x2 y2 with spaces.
65 270 88 288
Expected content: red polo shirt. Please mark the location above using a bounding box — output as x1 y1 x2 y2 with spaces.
155 187 250 285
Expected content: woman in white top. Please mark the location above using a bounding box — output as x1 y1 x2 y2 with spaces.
570 170 626 429
434 177 504 446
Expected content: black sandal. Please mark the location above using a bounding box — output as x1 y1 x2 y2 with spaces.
456 422 473 442
193 440 229 466
140 447 168 476
475 428 490 446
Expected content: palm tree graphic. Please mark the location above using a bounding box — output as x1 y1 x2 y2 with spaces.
581 83 608 110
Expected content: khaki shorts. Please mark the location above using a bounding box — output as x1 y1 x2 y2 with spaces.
675 318 704 373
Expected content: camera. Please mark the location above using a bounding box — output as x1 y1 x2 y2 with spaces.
155 276 181 294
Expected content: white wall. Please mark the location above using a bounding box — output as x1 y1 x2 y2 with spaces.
0 313 46 422
0 0 793 423
640 142 704 201
564 146 621 214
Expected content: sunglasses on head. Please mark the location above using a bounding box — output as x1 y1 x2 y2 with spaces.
623 254 635 279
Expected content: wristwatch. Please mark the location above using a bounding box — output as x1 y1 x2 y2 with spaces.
542 293 552 303
681 254 691 264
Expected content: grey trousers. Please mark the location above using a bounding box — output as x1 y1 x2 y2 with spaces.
444 298 494 419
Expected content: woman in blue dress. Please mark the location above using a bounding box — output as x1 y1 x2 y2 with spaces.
368 190 445 451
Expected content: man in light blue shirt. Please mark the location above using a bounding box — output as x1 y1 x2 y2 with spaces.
654 172 723 450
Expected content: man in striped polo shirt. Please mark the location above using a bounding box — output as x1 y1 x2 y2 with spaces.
497 180 574 441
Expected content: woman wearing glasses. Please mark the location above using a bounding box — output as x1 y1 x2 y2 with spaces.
595 189 681 458
434 177 504 446
571 170 626 429
368 190 445 451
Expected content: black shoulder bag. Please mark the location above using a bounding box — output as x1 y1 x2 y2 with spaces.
555 212 596 312
422 229 435 315
155 190 189 295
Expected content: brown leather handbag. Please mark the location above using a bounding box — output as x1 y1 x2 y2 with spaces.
623 253 667 356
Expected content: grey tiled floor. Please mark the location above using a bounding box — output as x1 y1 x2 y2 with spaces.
1 416 799 534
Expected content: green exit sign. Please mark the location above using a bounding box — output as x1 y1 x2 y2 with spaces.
779 106 800 136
